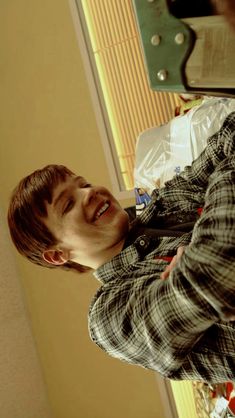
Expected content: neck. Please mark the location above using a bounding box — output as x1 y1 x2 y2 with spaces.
71 237 127 271
93 238 126 269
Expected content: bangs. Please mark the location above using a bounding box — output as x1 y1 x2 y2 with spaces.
8 165 75 255
20 165 75 218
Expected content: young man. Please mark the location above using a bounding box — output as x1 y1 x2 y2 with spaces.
8 112 235 383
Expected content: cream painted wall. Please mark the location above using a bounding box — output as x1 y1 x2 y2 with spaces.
0 1 168 418
0 206 52 418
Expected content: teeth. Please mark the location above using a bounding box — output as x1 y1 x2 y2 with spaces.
95 202 109 219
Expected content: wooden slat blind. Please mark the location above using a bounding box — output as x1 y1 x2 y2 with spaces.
170 381 198 418
81 0 180 190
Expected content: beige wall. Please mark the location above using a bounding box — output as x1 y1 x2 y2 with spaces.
0 1 167 417
0 207 52 418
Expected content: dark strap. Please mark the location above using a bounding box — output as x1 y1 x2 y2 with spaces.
134 226 185 238
124 223 188 250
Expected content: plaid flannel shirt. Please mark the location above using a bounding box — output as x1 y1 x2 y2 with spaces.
88 112 235 383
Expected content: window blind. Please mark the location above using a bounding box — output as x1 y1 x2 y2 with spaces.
81 0 180 190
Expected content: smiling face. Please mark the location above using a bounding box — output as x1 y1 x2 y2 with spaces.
42 175 130 269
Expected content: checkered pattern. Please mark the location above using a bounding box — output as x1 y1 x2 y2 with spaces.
89 112 235 383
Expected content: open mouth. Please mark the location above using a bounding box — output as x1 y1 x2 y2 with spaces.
94 201 110 220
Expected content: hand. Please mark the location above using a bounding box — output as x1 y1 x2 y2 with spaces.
160 246 186 280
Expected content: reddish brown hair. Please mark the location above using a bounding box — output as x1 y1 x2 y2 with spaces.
8 165 91 273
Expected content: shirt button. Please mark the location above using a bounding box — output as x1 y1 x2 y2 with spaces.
134 235 151 256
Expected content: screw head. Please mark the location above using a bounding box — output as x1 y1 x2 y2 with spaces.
157 69 168 81
151 34 161 46
175 33 185 45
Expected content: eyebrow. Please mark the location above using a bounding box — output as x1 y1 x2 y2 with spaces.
53 176 84 209
53 189 67 212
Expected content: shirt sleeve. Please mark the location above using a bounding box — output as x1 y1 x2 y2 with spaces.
89 113 235 377
152 112 235 212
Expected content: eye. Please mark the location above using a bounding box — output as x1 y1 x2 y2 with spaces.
82 183 92 188
62 198 74 215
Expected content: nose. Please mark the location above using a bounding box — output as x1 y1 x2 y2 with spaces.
82 186 97 206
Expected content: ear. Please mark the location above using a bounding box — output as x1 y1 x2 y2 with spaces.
42 249 70 266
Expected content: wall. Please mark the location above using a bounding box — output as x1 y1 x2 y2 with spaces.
0 206 52 418
0 1 168 417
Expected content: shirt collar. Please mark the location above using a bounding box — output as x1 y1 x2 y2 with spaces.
93 242 142 284
137 195 158 224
